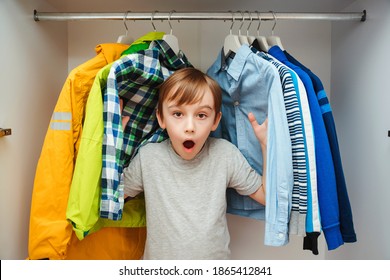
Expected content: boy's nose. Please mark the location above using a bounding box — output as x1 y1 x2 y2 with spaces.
185 118 195 133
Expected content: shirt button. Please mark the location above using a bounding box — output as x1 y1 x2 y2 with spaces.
278 233 284 239
234 101 240 106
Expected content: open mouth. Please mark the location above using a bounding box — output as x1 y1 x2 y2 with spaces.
183 140 195 149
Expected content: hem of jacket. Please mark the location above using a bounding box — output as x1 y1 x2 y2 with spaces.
323 224 344 250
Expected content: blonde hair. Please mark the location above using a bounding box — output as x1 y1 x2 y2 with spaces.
157 68 222 121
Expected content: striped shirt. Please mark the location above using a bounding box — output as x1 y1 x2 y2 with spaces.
101 40 192 220
253 48 308 235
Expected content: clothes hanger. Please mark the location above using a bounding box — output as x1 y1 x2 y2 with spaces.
246 11 256 45
238 11 250 45
145 11 165 38
267 11 285 51
162 10 180 55
255 11 270 52
117 11 134 44
223 11 242 56
151 10 158 32
149 10 166 36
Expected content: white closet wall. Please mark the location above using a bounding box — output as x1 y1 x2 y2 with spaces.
327 0 390 259
0 0 68 259
1 0 388 260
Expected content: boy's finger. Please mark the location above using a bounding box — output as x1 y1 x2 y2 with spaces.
248 112 259 126
120 98 124 111
122 116 130 128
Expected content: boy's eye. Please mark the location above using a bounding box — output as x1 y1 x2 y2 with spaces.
198 113 207 119
173 112 182 118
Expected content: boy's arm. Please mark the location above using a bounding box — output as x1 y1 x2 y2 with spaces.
248 112 268 205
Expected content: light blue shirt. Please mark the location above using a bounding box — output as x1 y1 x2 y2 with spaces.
207 45 293 246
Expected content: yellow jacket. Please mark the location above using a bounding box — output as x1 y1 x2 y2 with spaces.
28 43 145 260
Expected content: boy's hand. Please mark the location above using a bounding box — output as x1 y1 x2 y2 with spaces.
120 98 130 129
248 112 268 146
248 112 268 206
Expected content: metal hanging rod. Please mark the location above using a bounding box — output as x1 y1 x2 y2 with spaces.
34 10 366 22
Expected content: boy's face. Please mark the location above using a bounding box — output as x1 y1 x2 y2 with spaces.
157 89 221 160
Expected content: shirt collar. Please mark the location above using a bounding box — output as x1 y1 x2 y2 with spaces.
268 45 288 63
150 40 192 70
216 45 253 81
133 31 165 45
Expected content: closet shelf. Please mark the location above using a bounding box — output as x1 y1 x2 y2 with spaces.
33 10 366 22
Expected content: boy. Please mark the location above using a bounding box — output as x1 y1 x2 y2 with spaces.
123 67 267 259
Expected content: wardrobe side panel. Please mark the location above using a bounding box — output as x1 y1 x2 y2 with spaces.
328 0 390 260
0 0 68 259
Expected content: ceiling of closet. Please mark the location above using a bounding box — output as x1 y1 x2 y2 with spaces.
45 0 357 13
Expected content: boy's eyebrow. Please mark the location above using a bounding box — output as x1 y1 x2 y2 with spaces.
198 105 213 110
167 104 214 110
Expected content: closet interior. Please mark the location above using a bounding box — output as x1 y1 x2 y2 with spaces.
2 0 389 261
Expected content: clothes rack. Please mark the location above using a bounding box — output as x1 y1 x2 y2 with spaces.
33 10 366 22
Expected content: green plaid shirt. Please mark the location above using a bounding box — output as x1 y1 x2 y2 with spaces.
101 40 192 220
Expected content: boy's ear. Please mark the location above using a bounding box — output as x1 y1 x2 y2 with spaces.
156 109 166 129
211 111 222 131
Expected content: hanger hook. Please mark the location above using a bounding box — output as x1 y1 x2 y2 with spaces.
228 11 236 35
238 11 245 36
246 11 253 36
270 11 277 35
168 10 176 35
123 11 130 35
151 11 158 31
256 11 262 36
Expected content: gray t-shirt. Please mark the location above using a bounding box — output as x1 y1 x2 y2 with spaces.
123 137 262 259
